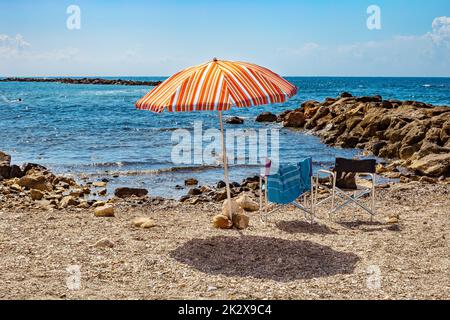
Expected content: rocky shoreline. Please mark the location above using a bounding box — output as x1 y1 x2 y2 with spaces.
252 93 450 182
0 151 162 213
0 77 162 86
0 148 261 216
1 167 449 299
2 97 450 299
177 94 450 205
1 93 449 212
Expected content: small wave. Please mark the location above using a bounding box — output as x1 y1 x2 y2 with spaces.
116 164 223 176
79 89 145 96
422 84 432 87
76 160 171 168
156 127 193 132
82 163 261 177
0 95 22 104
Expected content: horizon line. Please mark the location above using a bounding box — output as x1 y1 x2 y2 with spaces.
2 75 450 79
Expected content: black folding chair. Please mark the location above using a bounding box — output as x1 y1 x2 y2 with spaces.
314 158 377 220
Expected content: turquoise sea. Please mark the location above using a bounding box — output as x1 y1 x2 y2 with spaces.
1 77 449 198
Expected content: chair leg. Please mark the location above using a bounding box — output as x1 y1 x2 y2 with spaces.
333 188 375 217
264 176 268 223
330 173 336 221
302 195 308 221
369 197 375 221
352 190 356 220
310 178 315 224
315 174 321 220
370 189 374 222
259 176 264 223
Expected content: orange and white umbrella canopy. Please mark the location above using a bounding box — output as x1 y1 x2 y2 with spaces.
136 59 297 112
135 59 297 217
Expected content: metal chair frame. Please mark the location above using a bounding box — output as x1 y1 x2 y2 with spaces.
259 168 315 225
314 169 376 221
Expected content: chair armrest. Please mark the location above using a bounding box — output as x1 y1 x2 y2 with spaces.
317 169 335 176
315 169 336 186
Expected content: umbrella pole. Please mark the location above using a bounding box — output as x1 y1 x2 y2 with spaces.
218 111 233 221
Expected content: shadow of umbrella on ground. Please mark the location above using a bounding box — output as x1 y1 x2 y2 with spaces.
170 236 359 282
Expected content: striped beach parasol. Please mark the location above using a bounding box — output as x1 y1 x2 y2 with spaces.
136 59 297 218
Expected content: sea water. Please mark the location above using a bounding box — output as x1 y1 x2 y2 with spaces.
1 77 448 198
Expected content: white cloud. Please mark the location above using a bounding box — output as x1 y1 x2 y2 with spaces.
2 17 449 77
0 34 31 57
0 32 83 64
0 34 78 62
124 50 138 59
35 47 80 62
427 16 450 47
274 16 450 76
277 42 320 57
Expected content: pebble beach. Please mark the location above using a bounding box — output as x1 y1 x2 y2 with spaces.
1 92 449 300
0 181 448 299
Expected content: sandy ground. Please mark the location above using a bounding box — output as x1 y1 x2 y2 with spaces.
0 181 449 300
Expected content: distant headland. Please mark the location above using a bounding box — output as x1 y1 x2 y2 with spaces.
0 77 163 86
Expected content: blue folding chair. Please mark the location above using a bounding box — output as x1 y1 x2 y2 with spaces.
259 158 315 224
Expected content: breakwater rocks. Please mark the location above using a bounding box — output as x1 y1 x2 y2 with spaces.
179 176 261 205
0 151 156 211
269 93 450 178
0 77 162 86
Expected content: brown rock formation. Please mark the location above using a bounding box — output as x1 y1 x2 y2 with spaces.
280 94 450 177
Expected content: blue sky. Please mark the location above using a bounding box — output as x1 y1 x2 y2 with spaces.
0 0 449 76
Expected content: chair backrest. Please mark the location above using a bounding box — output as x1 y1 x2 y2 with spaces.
334 158 376 174
263 158 312 177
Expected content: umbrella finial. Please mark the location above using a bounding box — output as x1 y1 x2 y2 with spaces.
213 57 218 62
